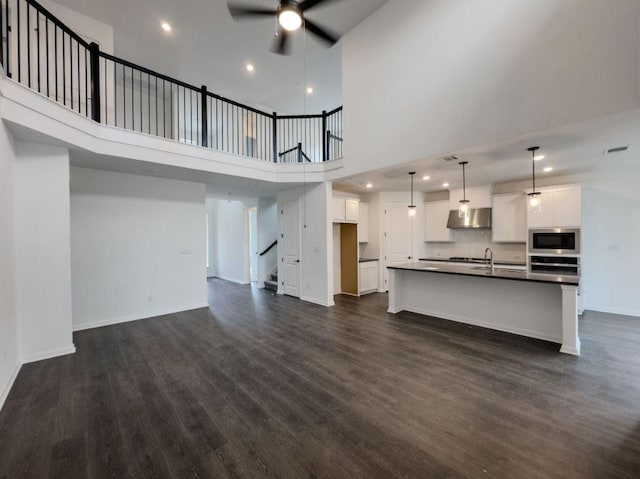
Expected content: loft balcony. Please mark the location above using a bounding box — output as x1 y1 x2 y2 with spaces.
0 0 343 173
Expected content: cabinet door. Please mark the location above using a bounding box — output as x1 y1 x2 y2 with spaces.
345 199 359 222
552 186 582 227
492 194 526 242
358 203 369 243
526 192 554 229
425 201 453 242
359 262 378 293
332 198 345 223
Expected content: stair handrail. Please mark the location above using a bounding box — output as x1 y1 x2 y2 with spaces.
258 240 277 257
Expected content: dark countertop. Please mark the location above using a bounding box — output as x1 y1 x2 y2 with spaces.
389 262 579 286
419 257 526 267
359 258 379 263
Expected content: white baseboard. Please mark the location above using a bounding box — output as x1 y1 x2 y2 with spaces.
584 306 640 318
22 344 76 364
215 275 250 285
0 361 22 412
392 304 562 344
301 296 335 307
73 303 209 332
560 339 581 356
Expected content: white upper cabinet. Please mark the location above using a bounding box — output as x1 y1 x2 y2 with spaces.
345 199 359 223
333 197 359 223
527 185 582 228
332 198 346 222
449 186 492 210
425 200 453 242
492 193 526 243
358 202 369 243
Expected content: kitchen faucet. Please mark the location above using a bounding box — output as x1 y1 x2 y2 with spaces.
484 247 495 274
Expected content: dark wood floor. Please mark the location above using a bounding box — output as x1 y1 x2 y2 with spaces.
1 280 640 478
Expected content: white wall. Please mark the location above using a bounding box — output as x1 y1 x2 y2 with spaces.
14 142 74 362
0 123 19 409
494 166 640 317
342 0 640 176
257 197 278 286
213 199 250 284
277 182 333 306
42 0 114 53
70 167 207 330
206 198 217 278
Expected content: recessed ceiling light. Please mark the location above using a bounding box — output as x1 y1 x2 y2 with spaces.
543 166 553 173
422 175 430 181
442 182 450 188
366 182 373 188
161 22 172 32
534 155 545 161
246 63 255 72
306 87 314 94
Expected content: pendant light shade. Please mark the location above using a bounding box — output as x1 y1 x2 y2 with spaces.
458 161 470 219
408 172 417 218
527 147 542 214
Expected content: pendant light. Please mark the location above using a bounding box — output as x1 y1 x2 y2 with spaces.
458 161 470 218
527 146 542 213
408 171 417 218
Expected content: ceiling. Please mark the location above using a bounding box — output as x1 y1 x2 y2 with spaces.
51 0 388 114
334 108 640 194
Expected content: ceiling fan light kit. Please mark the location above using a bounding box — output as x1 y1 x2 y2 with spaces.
228 0 340 55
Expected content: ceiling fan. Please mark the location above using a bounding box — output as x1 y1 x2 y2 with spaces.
227 0 341 55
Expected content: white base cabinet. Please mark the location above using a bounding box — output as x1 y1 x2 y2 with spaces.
359 261 378 294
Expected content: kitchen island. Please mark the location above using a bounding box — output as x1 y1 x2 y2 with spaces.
387 263 581 355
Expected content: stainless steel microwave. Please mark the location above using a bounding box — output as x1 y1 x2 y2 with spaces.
529 228 580 255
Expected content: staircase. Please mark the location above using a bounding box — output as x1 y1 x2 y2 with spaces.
264 273 278 292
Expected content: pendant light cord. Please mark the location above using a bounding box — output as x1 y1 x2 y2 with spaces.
462 163 466 201
527 146 540 197
302 23 308 229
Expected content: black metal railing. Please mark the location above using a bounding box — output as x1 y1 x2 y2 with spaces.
0 0 344 163
279 142 313 163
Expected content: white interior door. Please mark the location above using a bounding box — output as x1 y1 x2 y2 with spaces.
281 199 301 297
383 201 413 290
249 208 258 282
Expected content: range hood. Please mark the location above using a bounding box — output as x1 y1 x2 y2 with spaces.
447 208 492 229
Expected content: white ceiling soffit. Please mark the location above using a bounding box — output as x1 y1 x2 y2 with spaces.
50 0 389 113
334 108 640 194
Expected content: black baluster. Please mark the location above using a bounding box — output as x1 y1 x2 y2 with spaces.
89 42 100 122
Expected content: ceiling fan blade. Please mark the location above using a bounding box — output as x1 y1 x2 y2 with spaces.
299 0 343 12
227 3 277 20
271 30 292 55
304 19 339 46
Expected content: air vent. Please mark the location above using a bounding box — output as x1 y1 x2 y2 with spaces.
604 146 629 155
441 155 460 162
